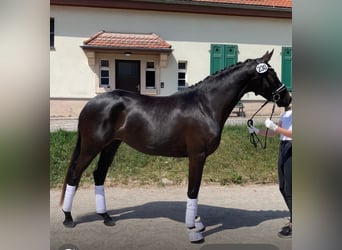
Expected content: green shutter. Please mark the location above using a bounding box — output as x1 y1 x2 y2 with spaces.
224 45 238 68
281 47 292 91
210 44 238 75
210 44 224 75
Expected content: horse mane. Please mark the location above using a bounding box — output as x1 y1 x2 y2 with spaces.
175 60 247 95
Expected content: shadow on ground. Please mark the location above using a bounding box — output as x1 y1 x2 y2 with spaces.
75 201 288 237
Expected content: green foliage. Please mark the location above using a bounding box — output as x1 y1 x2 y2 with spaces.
50 130 79 185
50 125 279 188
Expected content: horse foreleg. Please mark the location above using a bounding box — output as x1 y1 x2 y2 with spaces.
186 153 206 243
93 141 121 226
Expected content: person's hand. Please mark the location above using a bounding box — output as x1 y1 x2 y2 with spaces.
248 125 259 134
265 119 278 131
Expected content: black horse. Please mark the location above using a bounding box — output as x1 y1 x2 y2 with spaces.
60 50 291 242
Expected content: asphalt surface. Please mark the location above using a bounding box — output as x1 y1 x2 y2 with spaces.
50 184 291 250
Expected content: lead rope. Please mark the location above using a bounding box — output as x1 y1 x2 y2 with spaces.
247 100 276 149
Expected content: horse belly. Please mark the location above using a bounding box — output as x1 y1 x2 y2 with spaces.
120 132 188 157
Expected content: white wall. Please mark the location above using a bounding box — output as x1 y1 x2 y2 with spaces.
50 6 291 98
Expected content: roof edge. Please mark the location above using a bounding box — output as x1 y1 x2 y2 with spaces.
81 45 173 53
83 30 104 44
51 0 292 19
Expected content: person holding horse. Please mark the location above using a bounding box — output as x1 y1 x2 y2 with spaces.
248 105 292 238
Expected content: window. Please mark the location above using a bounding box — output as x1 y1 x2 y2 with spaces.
146 62 155 89
100 60 110 87
50 18 55 48
178 61 187 89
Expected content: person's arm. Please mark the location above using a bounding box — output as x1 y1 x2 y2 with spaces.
247 120 292 138
265 119 292 138
258 128 277 137
247 124 277 137
274 126 292 138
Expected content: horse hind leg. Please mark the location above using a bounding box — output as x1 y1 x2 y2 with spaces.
61 144 101 228
93 140 121 226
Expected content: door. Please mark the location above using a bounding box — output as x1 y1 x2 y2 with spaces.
115 60 140 93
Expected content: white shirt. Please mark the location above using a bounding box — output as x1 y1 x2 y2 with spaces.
279 110 292 141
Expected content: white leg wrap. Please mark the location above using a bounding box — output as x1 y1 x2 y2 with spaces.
62 185 76 212
187 227 204 243
185 198 198 228
195 216 205 232
95 185 106 214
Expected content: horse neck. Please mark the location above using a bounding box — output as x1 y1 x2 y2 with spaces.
201 70 250 128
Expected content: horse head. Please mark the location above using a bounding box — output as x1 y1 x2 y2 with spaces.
247 50 292 107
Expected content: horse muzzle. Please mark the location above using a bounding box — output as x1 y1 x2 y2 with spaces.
276 94 292 107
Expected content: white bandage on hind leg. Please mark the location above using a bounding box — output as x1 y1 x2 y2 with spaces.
95 185 107 214
185 198 198 228
62 184 76 212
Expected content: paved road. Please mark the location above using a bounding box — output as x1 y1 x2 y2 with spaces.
50 184 291 250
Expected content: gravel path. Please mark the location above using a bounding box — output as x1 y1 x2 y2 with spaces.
50 184 291 250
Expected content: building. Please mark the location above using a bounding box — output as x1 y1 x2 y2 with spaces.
50 0 292 118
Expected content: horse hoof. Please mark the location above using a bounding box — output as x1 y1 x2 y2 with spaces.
188 227 204 243
103 218 115 226
63 219 76 228
195 216 206 232
98 213 116 227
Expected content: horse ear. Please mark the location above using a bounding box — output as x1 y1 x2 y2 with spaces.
261 49 274 63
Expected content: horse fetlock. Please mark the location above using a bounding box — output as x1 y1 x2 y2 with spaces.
95 185 107 214
185 198 198 227
187 227 204 243
195 216 205 232
187 216 205 243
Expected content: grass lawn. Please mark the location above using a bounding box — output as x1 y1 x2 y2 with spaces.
50 125 280 188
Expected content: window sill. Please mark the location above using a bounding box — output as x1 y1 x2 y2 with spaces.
96 85 111 94
144 88 158 95
177 87 187 91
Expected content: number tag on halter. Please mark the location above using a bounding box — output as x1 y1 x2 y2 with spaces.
256 63 268 73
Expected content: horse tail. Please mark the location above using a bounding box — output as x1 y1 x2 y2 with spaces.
60 131 81 206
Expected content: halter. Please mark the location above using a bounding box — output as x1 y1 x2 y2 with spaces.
247 83 286 149
271 83 286 103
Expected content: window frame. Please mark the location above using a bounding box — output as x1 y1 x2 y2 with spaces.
99 59 110 88
145 61 156 89
177 61 187 90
